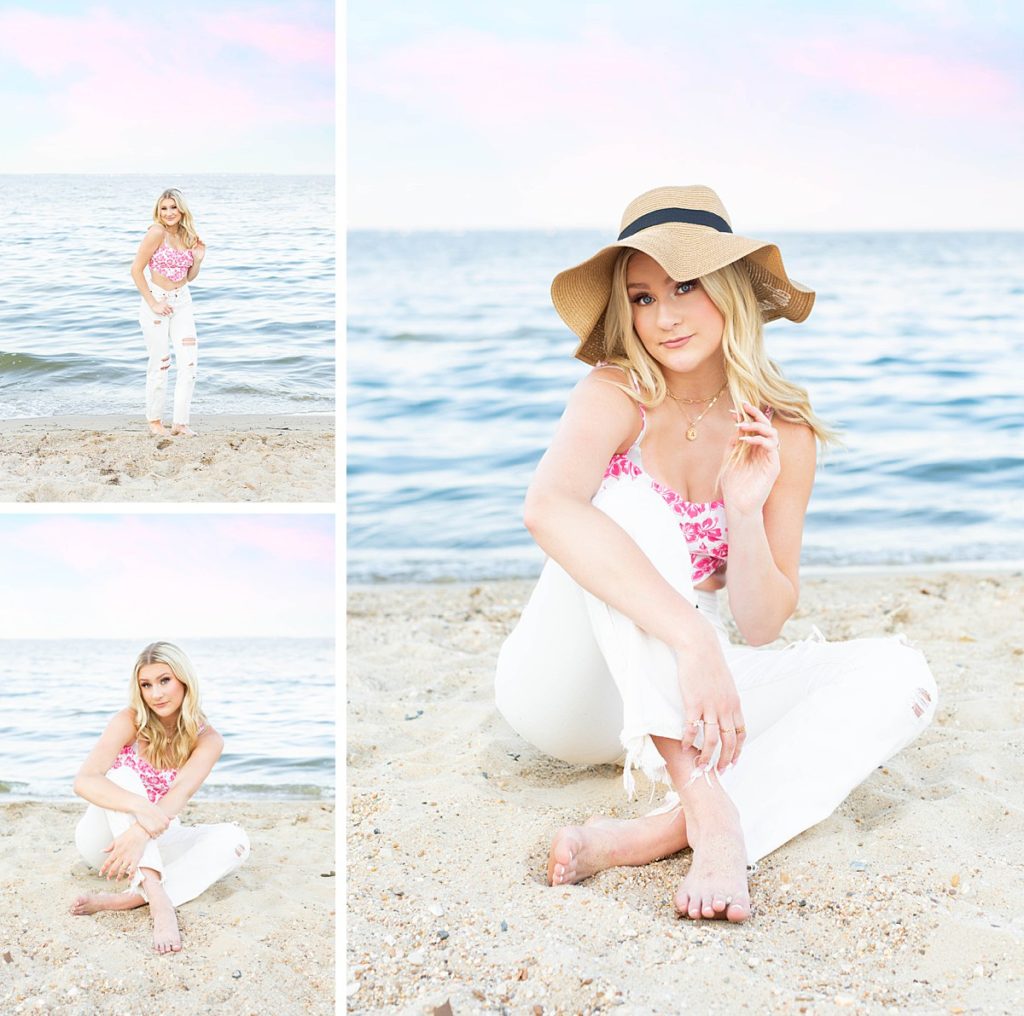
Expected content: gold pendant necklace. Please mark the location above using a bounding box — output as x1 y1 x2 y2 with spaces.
667 381 728 441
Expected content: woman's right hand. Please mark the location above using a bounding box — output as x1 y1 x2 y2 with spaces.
676 635 746 772
150 299 172 316
135 801 171 838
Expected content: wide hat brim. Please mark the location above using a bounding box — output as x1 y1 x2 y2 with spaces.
552 224 815 366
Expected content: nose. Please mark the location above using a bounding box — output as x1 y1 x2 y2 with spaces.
657 299 682 330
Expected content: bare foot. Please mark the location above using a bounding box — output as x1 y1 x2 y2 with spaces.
142 875 181 953
674 796 751 923
548 809 688 886
170 424 197 437
652 736 751 923
69 891 145 915
148 420 167 436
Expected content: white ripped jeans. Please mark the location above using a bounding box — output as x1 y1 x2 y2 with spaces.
495 480 938 865
74 766 250 907
140 283 198 425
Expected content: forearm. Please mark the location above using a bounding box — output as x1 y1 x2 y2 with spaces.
723 512 797 645
130 267 158 306
73 773 150 815
185 262 202 282
526 495 716 653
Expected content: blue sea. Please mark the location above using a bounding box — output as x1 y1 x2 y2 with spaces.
348 230 1024 581
0 174 334 418
0 638 334 801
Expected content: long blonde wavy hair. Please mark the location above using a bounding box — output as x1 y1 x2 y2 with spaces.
151 188 200 249
128 642 207 770
601 249 840 466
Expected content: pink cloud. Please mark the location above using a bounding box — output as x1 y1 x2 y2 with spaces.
210 518 335 565
349 27 657 133
0 5 332 170
785 37 1018 117
199 11 333 68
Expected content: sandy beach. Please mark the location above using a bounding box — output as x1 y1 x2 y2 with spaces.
0 415 334 502
347 569 1024 1014
0 799 335 1015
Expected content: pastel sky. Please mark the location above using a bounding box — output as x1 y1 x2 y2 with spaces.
0 515 335 638
348 0 1024 229
0 0 333 173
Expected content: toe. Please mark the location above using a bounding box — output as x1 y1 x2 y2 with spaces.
701 895 716 918
712 895 728 915
674 890 690 916
726 898 751 923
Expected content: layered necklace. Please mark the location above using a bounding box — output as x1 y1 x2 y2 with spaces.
666 380 728 441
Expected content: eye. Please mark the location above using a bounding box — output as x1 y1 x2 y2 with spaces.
676 281 698 295
631 293 654 306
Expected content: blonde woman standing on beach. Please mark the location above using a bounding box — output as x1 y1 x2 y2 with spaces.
70 642 249 953
495 185 937 922
130 188 207 437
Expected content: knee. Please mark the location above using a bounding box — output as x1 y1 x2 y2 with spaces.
867 638 938 721
226 824 250 862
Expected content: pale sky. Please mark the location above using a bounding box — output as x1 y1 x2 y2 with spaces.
348 0 1024 230
0 515 335 639
0 0 333 173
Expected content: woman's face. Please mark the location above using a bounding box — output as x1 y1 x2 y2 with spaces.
158 198 182 228
626 252 725 378
138 662 187 723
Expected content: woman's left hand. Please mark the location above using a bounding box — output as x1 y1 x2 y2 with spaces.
193 239 206 263
99 824 148 881
720 402 781 517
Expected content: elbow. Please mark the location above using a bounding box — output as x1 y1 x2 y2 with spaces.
522 487 549 540
72 774 87 799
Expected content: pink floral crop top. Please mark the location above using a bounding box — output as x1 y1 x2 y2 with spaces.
108 724 207 803
109 742 178 803
148 238 194 282
595 366 771 586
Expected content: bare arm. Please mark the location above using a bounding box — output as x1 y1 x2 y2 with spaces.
524 368 745 768
154 727 224 819
73 708 155 814
130 226 166 308
723 409 817 645
526 371 713 650
185 238 206 282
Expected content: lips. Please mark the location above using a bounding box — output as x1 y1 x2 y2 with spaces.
662 334 694 348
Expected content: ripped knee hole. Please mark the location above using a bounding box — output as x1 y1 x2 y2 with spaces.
911 687 932 718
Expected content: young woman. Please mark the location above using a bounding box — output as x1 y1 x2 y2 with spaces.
130 189 207 437
495 185 936 923
70 642 249 953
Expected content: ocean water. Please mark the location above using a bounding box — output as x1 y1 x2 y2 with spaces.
0 174 334 418
348 230 1024 581
0 638 334 801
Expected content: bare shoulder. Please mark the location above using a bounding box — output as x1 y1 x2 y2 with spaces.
197 724 225 750
776 417 817 473
109 706 139 736
571 365 639 415
138 224 165 251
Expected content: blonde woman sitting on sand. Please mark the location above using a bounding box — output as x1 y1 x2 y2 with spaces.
70 642 249 953
496 185 937 923
130 188 207 437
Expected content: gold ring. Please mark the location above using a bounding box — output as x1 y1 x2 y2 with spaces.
720 727 735 734
736 727 746 734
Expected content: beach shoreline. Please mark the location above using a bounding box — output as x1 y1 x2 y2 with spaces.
347 570 1024 1013
0 414 334 502
0 799 335 1015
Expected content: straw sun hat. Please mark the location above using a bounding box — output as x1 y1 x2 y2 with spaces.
551 185 815 365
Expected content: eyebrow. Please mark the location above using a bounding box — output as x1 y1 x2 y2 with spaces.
626 275 675 289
